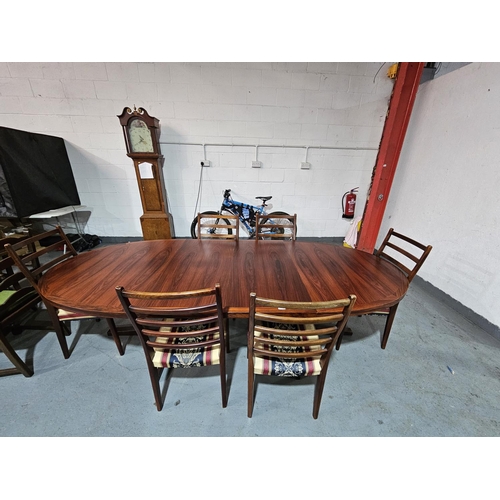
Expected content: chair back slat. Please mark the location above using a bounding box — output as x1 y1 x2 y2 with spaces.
383 241 420 264
130 303 217 317
136 315 219 329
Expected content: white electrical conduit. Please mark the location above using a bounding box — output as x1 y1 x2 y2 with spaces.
160 141 378 151
174 141 379 218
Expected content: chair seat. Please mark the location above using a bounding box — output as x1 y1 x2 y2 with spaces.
0 288 39 323
152 329 221 368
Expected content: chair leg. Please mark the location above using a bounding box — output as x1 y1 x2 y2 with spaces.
219 357 228 408
313 371 328 419
247 351 256 417
247 333 255 416
146 363 164 411
335 331 344 351
224 317 230 353
247 373 255 418
0 332 34 377
106 318 124 355
335 320 353 350
381 303 399 349
46 304 70 359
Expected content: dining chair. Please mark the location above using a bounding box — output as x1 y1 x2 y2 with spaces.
247 292 356 419
197 212 240 240
116 283 228 411
0 255 42 377
255 213 297 240
336 227 432 350
4 226 124 359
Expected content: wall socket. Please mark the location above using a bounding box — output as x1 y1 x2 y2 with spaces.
252 161 262 168
201 160 210 167
301 161 311 170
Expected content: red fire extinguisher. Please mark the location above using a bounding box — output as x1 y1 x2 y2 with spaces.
342 187 358 219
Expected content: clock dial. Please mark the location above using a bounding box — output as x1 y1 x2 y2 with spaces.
129 119 154 153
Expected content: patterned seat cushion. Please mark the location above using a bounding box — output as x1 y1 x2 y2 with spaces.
151 326 221 368
253 323 321 377
253 354 321 377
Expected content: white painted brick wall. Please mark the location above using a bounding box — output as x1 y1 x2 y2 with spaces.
378 62 500 329
0 62 395 238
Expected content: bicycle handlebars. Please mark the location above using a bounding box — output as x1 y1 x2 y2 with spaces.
223 188 271 204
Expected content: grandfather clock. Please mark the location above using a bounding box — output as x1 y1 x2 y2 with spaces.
117 106 174 239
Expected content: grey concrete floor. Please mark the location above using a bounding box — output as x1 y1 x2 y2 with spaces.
3 263 498 498
1 278 500 438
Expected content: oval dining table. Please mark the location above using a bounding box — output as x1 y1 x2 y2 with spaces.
38 239 409 348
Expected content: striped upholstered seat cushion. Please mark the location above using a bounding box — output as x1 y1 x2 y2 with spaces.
151 326 221 368
58 308 97 321
368 308 390 315
253 324 321 378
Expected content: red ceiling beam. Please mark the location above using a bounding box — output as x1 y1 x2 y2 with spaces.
356 62 424 254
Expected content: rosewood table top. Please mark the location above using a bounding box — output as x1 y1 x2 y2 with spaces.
38 239 408 319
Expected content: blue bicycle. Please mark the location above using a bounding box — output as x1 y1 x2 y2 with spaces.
190 189 295 239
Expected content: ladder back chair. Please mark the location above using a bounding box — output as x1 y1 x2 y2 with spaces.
197 213 240 240
4 226 124 359
336 227 432 351
248 293 356 419
255 213 297 240
116 283 227 411
0 255 41 377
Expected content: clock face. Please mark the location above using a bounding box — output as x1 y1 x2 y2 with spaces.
128 119 154 153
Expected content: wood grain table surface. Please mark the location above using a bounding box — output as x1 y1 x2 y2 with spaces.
38 239 408 320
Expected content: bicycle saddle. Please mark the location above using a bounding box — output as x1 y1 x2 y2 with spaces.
256 196 272 202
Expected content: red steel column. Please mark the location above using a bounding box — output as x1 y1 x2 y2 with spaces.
356 62 424 254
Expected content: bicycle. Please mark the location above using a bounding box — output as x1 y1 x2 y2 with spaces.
190 189 296 239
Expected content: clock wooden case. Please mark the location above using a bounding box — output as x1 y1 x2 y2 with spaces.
118 106 174 240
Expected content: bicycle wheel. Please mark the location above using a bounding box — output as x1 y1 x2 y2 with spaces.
258 211 297 240
190 211 234 239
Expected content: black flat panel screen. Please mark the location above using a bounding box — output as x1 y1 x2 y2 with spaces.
0 126 80 218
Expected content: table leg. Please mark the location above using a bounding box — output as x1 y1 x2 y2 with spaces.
381 303 399 349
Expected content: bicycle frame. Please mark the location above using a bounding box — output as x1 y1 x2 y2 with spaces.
220 190 267 236
191 189 293 240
